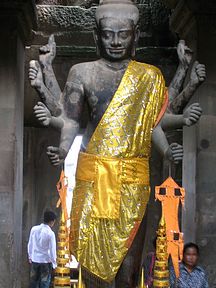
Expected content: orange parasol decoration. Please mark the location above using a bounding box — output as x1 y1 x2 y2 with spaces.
155 176 185 278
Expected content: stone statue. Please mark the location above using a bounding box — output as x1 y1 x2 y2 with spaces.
29 1 204 287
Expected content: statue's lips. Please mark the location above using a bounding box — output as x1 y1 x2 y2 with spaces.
108 48 124 53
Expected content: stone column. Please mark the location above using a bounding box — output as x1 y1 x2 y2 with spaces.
0 2 36 287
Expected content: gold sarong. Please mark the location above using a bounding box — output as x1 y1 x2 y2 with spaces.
69 60 166 282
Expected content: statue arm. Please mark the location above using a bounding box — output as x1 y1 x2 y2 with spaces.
168 40 192 102
47 119 80 166
152 101 202 162
161 103 202 130
152 124 183 163
39 35 62 101
168 63 188 103
29 60 62 117
170 61 206 114
47 66 85 166
33 101 64 129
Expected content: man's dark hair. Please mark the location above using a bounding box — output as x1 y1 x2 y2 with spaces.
43 211 57 224
183 242 199 255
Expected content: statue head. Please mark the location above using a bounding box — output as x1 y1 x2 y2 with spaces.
94 0 140 61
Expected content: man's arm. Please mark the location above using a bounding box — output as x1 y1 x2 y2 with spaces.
49 232 57 269
27 228 33 263
202 270 209 288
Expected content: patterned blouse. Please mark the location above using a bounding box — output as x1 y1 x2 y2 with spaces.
170 263 209 288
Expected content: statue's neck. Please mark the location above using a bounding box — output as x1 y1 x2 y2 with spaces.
100 58 131 71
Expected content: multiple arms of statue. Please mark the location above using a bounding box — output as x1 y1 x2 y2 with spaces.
155 39 205 161
29 36 84 165
168 40 193 103
47 67 85 166
39 35 62 103
29 36 204 166
169 61 206 113
168 40 206 114
152 102 202 162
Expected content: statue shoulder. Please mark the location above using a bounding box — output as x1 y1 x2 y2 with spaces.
133 61 164 78
67 61 97 82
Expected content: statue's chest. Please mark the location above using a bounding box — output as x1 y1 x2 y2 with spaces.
86 69 125 111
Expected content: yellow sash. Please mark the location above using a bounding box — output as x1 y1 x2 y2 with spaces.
70 60 166 282
76 152 149 219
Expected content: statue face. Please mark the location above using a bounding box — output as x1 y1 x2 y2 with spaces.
97 17 137 61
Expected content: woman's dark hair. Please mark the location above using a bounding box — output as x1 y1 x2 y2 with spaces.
183 242 199 255
43 211 57 224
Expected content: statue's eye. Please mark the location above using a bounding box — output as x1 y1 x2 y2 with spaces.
102 31 113 40
119 31 130 39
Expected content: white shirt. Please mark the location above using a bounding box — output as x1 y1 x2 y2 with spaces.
28 223 57 268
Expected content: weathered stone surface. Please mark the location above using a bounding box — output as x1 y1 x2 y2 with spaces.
36 2 170 32
37 5 96 32
36 0 99 7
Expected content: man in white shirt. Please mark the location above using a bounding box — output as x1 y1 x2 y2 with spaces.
28 211 57 288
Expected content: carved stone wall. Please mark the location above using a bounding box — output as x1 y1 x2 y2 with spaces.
36 0 99 7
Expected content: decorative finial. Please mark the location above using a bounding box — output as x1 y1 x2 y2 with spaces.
153 216 170 288
138 267 147 288
78 266 86 288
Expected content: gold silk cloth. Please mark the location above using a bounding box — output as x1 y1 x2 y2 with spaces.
69 60 166 282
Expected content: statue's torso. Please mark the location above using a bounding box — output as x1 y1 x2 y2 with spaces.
68 59 129 150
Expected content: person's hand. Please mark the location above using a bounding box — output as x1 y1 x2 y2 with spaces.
29 60 43 89
29 259 32 264
183 103 202 126
165 143 183 164
47 146 66 166
177 40 193 68
190 61 206 87
34 102 52 126
39 34 56 67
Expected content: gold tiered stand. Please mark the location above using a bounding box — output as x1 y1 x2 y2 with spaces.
153 217 170 288
54 213 71 288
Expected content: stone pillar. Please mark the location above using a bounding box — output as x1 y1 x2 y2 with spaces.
0 2 36 287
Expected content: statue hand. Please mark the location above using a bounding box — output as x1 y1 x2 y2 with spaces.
165 143 183 164
47 146 67 166
177 40 193 68
190 61 206 87
29 60 43 89
183 103 202 126
39 34 56 67
34 102 52 126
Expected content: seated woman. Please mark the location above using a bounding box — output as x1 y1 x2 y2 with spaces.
170 242 209 288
